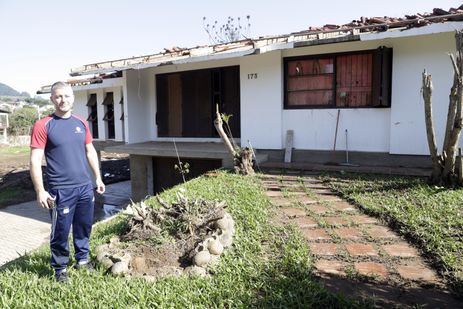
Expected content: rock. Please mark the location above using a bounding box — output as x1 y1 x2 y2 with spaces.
208 239 224 255
95 244 109 256
183 266 207 277
121 253 132 263
96 250 109 262
100 256 114 269
193 250 211 267
111 261 129 276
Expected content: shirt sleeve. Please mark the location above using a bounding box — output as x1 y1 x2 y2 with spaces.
30 120 48 149
84 119 93 145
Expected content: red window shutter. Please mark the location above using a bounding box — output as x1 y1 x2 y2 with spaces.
336 53 373 107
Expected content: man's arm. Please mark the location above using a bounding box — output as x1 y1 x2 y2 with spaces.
85 143 105 194
30 147 53 208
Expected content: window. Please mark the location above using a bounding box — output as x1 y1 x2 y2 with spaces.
284 47 392 109
86 94 98 139
102 92 115 139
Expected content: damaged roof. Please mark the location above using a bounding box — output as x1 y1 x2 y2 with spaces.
69 5 463 78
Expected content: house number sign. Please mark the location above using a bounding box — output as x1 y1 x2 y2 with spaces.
247 73 258 79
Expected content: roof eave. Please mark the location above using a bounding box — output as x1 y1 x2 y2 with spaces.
70 46 257 76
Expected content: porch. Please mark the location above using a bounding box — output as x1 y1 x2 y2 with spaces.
105 141 268 201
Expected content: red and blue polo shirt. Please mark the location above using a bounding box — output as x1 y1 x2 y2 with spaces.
30 114 93 189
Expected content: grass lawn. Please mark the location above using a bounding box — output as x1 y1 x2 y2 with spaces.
322 172 463 295
0 145 29 155
0 172 369 308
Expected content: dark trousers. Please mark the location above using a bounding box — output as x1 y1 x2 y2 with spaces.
49 183 94 273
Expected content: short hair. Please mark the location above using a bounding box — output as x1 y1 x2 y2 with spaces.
50 81 72 94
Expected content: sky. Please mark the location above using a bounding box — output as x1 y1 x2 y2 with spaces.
0 0 461 96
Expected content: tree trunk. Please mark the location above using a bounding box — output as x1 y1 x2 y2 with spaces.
214 106 255 175
422 71 443 183
422 30 463 187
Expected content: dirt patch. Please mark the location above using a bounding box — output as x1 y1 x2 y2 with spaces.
95 193 235 279
0 151 130 208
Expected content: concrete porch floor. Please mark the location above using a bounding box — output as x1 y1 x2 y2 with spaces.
105 141 268 201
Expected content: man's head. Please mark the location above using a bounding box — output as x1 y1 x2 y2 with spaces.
50 81 74 117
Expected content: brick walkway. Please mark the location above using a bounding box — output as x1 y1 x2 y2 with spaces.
260 172 461 306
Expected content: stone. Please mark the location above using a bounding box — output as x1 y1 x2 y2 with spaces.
315 260 346 276
331 202 356 212
94 244 109 256
302 229 331 241
333 228 363 240
309 243 337 256
291 216 317 228
307 205 330 215
396 264 437 282
354 262 388 278
345 244 378 256
100 256 114 269
381 244 418 258
281 207 306 218
365 226 399 239
193 250 211 267
111 261 129 276
266 191 284 197
324 217 349 226
349 215 377 224
184 266 207 277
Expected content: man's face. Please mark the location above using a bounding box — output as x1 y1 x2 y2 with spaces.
50 86 74 114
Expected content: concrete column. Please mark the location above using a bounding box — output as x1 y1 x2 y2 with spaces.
96 89 106 140
113 87 123 142
130 155 154 202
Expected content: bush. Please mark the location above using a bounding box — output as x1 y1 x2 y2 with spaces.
8 107 39 136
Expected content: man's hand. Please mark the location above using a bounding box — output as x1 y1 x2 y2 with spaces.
95 178 105 194
37 190 55 209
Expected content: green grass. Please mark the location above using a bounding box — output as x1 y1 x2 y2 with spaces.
0 172 369 308
322 173 463 294
0 146 29 155
0 187 23 206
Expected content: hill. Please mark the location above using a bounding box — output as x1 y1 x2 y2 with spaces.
0 83 29 97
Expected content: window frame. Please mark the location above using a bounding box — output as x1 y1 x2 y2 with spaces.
284 48 391 109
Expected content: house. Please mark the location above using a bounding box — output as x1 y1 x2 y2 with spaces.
0 108 9 144
38 6 463 201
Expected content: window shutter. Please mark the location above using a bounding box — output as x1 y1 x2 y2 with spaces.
102 92 114 105
86 94 97 107
372 47 393 107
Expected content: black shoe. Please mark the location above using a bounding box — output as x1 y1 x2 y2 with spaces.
74 261 96 272
55 271 69 284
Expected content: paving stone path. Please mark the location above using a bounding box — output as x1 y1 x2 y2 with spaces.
260 171 461 307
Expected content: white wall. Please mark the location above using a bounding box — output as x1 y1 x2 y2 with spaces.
240 51 283 149
283 109 390 152
73 78 125 142
125 69 155 143
389 32 457 155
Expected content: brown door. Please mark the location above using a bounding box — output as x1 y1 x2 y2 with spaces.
156 66 240 137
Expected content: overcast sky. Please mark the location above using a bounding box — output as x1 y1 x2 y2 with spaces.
0 0 460 96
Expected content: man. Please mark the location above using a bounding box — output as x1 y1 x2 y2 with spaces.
30 81 105 283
